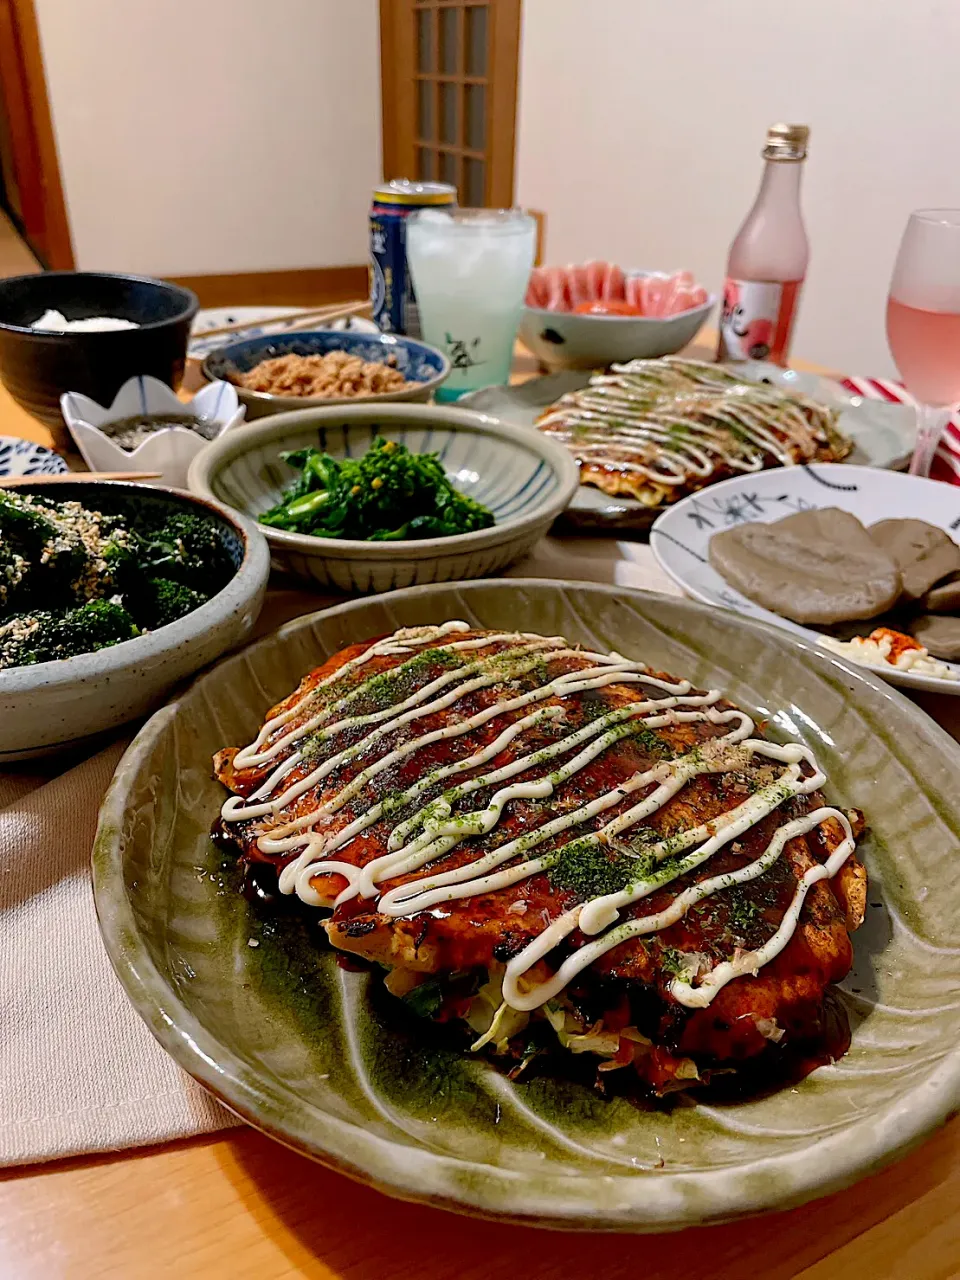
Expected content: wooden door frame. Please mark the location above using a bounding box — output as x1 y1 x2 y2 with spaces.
0 0 74 268
378 0 522 207
485 0 520 207
379 0 416 184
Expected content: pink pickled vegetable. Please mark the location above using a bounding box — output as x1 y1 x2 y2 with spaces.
584 259 608 301
525 267 550 308
602 262 626 303
525 262 707 317
568 263 593 309
624 274 644 311
638 274 670 317
539 266 564 311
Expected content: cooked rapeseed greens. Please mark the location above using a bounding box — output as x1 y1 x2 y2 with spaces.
260 437 495 541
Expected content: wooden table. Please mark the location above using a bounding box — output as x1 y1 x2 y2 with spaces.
1 348 958 1280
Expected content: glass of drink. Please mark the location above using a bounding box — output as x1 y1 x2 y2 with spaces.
886 209 960 477
406 208 536 400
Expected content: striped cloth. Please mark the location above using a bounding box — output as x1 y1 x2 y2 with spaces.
838 375 960 484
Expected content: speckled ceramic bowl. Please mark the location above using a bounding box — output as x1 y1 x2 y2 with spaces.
0 481 270 761
187 403 579 592
93 580 960 1229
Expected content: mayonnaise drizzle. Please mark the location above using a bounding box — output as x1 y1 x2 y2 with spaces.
221 622 855 1011
537 355 840 492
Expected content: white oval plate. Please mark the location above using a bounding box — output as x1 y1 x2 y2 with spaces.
463 362 917 532
651 463 960 695
189 306 378 361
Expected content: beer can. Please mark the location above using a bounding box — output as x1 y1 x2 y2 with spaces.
369 179 456 336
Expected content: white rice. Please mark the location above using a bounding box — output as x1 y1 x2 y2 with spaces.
30 309 139 333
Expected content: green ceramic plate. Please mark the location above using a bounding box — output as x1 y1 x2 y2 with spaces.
93 580 960 1231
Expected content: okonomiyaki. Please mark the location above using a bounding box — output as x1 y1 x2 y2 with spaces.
214 621 866 1095
537 357 852 510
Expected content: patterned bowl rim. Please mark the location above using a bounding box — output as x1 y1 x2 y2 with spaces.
0 435 68 475
199 328 452 407
186 403 581 558
92 578 960 1230
0 480 270 693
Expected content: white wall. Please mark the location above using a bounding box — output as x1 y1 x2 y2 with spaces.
34 0 381 276
516 0 960 377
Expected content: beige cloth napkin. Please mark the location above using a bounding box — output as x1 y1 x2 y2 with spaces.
0 540 677 1168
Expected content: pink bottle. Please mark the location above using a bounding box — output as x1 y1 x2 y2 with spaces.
718 124 810 366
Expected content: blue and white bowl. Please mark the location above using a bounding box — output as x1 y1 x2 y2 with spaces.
188 306 379 362
187 403 579 593
201 329 451 419
0 436 68 478
62 374 244 489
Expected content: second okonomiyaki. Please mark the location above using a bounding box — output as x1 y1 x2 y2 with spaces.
536 357 852 510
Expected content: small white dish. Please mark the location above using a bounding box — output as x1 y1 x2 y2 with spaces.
651 463 960 695
62 375 245 488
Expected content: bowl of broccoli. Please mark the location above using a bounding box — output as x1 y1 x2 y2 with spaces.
186 403 580 592
0 481 270 760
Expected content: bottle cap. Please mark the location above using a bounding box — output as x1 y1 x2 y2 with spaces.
763 123 809 161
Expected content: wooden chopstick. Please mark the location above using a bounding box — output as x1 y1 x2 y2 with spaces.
191 299 372 342
0 471 161 489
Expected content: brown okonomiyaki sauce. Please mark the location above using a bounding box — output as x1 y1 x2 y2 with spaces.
209 816 852 1106
209 621 863 1104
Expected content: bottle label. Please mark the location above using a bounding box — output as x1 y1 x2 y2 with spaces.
718 278 784 362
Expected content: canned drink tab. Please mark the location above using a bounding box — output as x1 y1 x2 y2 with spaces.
369 179 456 336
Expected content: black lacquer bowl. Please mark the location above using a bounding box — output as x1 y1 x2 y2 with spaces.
0 271 198 446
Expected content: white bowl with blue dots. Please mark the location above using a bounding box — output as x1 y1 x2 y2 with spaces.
187 403 580 593
0 436 68 478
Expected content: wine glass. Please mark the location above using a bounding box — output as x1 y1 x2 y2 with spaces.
886 209 960 477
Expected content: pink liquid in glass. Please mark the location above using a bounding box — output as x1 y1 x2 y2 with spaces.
886 296 960 406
